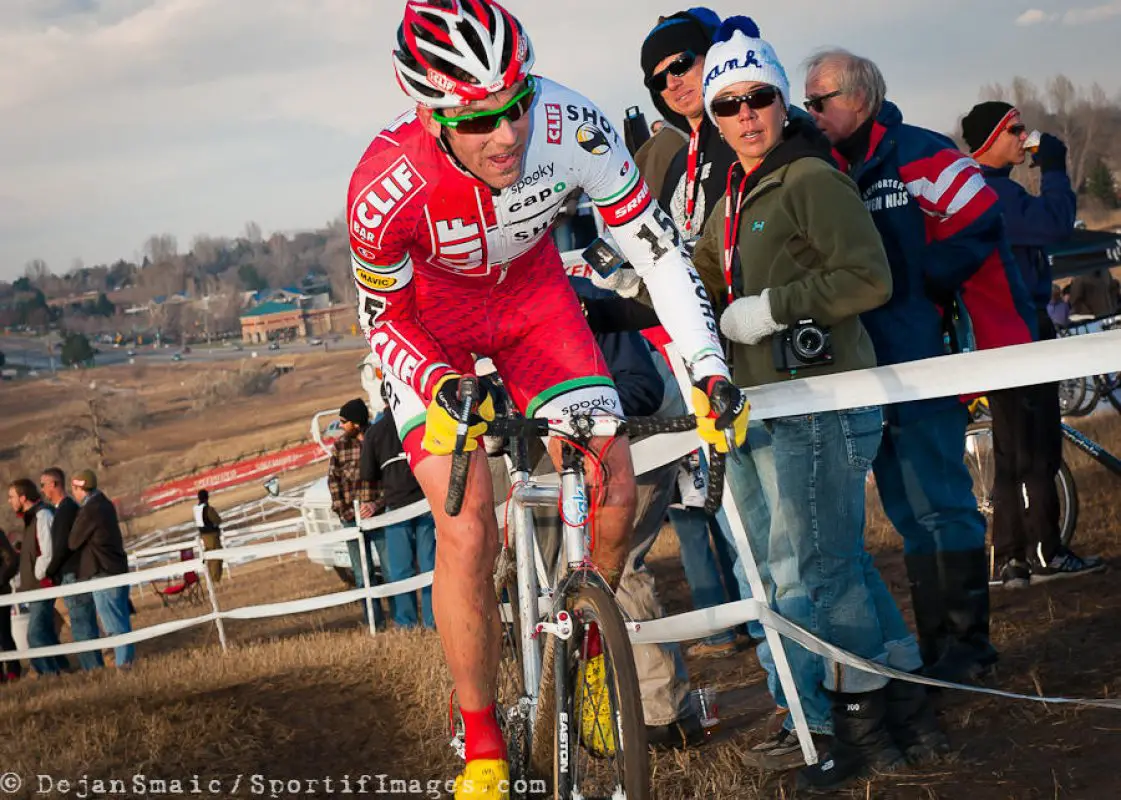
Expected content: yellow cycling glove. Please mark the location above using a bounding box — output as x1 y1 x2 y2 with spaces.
422 374 497 456
692 377 749 454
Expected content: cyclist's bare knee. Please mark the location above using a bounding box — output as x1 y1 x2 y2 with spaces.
414 449 500 573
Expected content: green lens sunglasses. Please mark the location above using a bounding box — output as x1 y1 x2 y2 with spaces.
432 76 537 134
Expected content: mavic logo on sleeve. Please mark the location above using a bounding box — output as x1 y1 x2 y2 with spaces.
351 156 426 248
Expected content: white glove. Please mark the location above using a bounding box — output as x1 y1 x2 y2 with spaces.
589 266 642 299
719 289 787 345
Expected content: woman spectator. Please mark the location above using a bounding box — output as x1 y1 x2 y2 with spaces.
690 17 945 790
1047 283 1071 329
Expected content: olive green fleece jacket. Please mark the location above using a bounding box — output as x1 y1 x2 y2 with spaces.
692 156 893 388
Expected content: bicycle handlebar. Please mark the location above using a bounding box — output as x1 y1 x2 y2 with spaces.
445 376 480 517
446 412 730 517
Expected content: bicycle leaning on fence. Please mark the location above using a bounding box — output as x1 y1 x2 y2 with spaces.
443 376 729 800
965 398 1121 583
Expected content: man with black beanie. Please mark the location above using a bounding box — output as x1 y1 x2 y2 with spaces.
328 397 384 628
962 101 1105 586
634 7 732 241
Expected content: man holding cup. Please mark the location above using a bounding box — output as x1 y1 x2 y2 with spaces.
962 101 1105 585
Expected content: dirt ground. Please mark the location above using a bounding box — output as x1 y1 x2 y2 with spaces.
0 412 1118 798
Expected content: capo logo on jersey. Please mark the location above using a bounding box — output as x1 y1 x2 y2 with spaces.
350 156 426 249
576 123 611 156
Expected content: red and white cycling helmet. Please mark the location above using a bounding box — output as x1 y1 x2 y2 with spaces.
393 0 535 108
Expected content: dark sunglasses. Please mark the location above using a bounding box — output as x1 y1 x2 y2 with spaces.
711 86 781 118
432 77 536 135
645 51 698 92
803 89 844 114
1005 124 1026 137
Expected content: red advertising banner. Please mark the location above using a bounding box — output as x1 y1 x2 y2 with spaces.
138 441 330 511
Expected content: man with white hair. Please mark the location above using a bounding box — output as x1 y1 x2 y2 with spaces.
803 49 1037 685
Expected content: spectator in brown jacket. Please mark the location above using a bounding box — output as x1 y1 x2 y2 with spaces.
68 470 134 670
0 530 21 681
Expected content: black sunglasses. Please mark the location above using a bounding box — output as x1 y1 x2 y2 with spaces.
803 89 844 114
710 86 781 118
1006 123 1026 137
646 51 697 92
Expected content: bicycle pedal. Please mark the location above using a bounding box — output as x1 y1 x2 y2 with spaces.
535 611 574 641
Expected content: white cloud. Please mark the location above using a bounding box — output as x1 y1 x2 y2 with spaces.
1015 9 1058 25
1063 1 1121 24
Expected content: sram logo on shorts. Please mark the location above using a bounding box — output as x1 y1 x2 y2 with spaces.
350 156 426 248
545 103 563 145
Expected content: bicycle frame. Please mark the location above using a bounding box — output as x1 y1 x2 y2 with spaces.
500 429 617 736
1061 422 1121 476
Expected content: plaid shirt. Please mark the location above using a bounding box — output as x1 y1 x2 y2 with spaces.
327 431 379 523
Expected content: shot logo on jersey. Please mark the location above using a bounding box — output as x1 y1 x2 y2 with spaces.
576 123 611 156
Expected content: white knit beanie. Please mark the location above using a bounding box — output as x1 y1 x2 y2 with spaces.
701 17 790 124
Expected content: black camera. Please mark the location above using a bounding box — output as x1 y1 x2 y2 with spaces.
772 319 834 372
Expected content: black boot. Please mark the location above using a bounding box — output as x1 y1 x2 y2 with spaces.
885 675 950 765
797 687 906 792
925 549 999 683
903 553 948 669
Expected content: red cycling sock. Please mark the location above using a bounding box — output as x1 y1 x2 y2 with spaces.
462 704 508 762
584 621 602 659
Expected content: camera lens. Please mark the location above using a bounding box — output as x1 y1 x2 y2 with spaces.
793 326 825 359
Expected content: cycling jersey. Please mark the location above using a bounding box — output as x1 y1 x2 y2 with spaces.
346 77 728 460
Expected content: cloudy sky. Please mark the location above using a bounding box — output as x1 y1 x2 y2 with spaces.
2 0 1119 280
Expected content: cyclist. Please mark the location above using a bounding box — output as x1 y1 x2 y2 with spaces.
347 2 747 796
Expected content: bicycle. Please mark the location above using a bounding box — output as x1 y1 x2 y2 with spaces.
444 376 728 800
1056 314 1121 416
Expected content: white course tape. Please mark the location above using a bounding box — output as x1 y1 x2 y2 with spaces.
0 559 204 607
628 599 1121 710
743 330 1121 420
5 613 216 661
220 573 435 621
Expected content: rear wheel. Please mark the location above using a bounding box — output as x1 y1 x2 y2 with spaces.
553 582 649 800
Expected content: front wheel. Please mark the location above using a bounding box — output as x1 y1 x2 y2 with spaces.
554 582 649 800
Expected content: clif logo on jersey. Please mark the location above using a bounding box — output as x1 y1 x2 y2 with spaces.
576 123 611 156
350 156 427 249
545 103 563 145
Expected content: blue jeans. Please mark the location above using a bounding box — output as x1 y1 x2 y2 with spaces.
873 402 987 555
27 600 66 676
347 525 386 629
91 583 134 668
726 421 832 734
61 574 104 671
373 510 437 629
668 505 735 647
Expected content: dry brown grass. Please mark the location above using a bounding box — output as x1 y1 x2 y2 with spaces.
1 414 1119 799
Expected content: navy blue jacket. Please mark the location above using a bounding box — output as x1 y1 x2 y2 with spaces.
835 102 1037 419
570 277 665 417
980 166 1077 309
